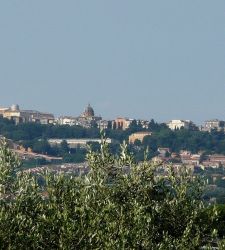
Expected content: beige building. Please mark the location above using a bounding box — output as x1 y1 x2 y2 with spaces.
129 131 152 144
112 117 133 130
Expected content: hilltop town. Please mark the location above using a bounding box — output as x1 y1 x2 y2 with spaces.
1 103 224 132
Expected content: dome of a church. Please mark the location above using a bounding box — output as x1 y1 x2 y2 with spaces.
83 104 94 117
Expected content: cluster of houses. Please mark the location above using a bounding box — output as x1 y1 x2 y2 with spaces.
22 163 89 175
167 119 225 132
151 147 225 170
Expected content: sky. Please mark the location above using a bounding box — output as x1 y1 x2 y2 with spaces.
0 1 224 124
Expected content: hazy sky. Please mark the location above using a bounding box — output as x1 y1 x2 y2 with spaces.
0 1 224 124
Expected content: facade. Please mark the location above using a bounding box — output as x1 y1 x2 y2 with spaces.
167 119 196 130
177 150 201 165
201 154 225 168
57 116 78 126
97 120 109 130
112 117 133 130
129 131 152 144
158 148 170 157
180 154 201 165
202 119 224 132
112 118 149 130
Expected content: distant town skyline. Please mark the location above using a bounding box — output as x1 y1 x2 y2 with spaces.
1 102 225 128
0 1 224 123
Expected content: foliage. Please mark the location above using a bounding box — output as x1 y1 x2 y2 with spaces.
0 117 100 141
0 138 222 249
208 204 225 238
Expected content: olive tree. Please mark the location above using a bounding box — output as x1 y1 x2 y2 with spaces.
0 138 221 249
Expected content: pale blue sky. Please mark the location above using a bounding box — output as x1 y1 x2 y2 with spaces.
0 1 224 124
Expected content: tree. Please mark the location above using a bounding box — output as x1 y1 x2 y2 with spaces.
87 141 101 151
60 139 69 154
216 178 225 188
148 119 159 131
128 119 143 133
32 139 51 155
0 138 222 249
134 139 142 146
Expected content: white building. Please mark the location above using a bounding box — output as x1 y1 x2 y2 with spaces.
97 120 109 130
57 116 78 126
48 138 112 148
202 119 224 132
167 120 192 130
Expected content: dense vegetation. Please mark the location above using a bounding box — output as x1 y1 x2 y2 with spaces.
0 139 225 249
0 117 100 141
1 117 225 163
196 166 225 204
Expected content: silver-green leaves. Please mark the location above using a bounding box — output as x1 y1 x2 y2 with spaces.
0 138 220 249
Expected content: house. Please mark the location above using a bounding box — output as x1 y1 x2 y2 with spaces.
129 131 152 144
112 117 133 130
202 119 225 132
158 147 170 157
167 120 197 130
57 116 78 126
202 154 225 168
180 151 201 165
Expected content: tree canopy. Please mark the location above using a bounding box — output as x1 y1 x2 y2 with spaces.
0 139 224 249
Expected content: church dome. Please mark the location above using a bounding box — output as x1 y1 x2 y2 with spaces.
83 104 94 117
